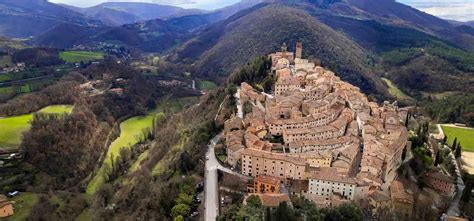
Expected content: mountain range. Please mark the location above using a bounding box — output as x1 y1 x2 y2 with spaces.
1 0 473 100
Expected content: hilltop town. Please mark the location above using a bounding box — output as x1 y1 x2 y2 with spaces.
223 43 414 216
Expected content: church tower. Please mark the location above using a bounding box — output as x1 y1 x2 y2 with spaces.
296 42 302 59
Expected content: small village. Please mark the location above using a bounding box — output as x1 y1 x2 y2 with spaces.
214 43 465 220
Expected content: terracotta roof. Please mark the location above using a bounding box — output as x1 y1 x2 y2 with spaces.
256 175 280 186
254 193 291 207
390 181 414 204
369 190 390 202
306 167 356 184
241 148 307 166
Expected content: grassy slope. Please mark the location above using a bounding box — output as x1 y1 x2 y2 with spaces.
4 192 39 221
86 110 164 194
442 125 474 152
59 51 104 63
0 105 73 150
381 77 412 101
87 97 199 193
198 80 217 90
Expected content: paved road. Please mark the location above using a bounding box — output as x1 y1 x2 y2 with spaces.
205 133 223 221
205 87 249 220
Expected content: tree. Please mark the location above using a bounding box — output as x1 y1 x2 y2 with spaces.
173 215 184 221
265 207 272 221
405 111 410 127
451 137 458 150
272 202 296 221
442 135 448 144
171 203 190 218
434 150 441 166
401 147 407 161
455 143 462 158
175 192 193 205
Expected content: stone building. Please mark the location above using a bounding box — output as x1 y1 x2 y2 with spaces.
306 167 356 202
390 181 414 219
248 175 281 194
424 169 456 197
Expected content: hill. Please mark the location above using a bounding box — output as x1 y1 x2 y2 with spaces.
171 4 386 97
65 2 205 26
322 0 474 51
0 0 103 38
32 23 105 49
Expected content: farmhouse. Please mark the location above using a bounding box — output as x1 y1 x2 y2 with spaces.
0 195 13 218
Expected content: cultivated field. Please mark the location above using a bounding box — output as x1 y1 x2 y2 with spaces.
59 51 104 63
0 105 73 150
442 125 474 152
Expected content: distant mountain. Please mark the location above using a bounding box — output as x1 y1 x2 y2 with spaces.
64 2 205 26
320 0 474 51
33 0 264 50
0 0 103 38
32 23 106 49
447 20 474 28
159 0 265 32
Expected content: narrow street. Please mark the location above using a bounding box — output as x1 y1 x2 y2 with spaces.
205 88 248 220
205 133 223 221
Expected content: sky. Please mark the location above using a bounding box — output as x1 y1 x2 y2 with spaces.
398 0 474 22
49 0 474 22
49 0 240 10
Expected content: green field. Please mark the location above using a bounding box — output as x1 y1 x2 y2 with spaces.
59 51 104 63
442 125 474 152
0 105 73 150
198 80 217 90
86 111 164 194
39 105 74 114
4 192 39 221
382 78 412 101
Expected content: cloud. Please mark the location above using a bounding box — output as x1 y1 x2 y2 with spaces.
398 0 474 22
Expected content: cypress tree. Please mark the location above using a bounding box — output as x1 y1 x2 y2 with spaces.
443 135 448 144
434 151 441 166
405 111 410 127
455 143 462 158
452 137 458 151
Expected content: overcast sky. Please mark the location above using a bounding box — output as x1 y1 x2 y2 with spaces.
398 0 474 22
49 0 240 10
49 0 474 21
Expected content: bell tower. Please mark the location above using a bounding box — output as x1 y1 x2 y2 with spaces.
296 42 302 59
